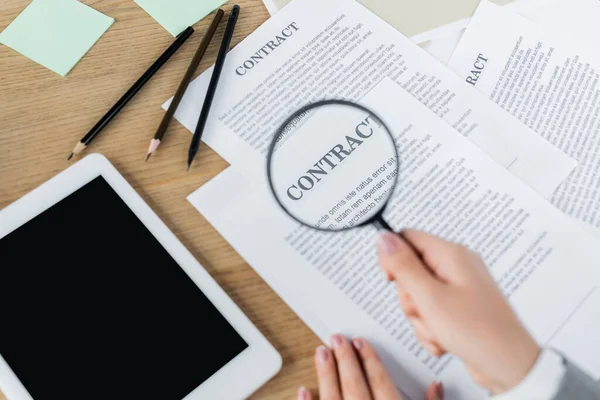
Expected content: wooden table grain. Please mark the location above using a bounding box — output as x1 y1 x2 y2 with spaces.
0 1 321 399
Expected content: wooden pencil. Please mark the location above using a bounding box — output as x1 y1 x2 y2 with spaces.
187 5 240 171
146 10 225 162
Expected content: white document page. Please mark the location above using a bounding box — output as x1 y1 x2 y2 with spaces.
448 0 600 234
164 0 574 198
425 0 600 66
189 80 600 400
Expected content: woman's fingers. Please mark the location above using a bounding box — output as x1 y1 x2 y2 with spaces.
425 381 444 400
312 336 441 400
315 345 342 400
297 386 313 400
377 233 442 302
397 287 419 318
330 334 373 400
414 329 446 357
410 318 434 342
352 338 402 400
399 290 447 356
409 318 447 357
401 230 466 282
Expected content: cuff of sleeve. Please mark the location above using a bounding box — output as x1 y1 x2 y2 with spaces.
489 348 566 400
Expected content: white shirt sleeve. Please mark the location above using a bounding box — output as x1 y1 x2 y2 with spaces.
488 348 566 400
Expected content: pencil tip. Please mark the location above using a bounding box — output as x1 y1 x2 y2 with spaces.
145 153 151 162
187 164 191 172
67 153 74 161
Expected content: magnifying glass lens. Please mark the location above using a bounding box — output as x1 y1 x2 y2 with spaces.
267 101 399 232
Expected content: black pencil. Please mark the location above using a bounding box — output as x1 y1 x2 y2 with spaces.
187 5 240 171
146 11 224 162
67 26 195 160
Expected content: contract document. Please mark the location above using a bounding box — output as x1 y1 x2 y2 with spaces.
448 0 600 234
189 80 600 400
164 0 574 197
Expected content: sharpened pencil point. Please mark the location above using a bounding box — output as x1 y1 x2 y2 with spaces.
187 164 191 172
67 153 74 161
146 139 161 162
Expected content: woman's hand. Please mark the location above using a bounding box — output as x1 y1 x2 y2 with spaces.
297 335 443 400
377 230 541 395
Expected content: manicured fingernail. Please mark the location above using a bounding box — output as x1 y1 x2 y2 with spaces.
330 334 344 349
352 338 364 351
316 345 329 364
436 381 444 399
297 386 310 400
377 233 400 255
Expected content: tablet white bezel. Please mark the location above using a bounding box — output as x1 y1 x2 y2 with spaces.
0 154 282 400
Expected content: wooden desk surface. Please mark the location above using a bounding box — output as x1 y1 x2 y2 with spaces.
0 1 320 398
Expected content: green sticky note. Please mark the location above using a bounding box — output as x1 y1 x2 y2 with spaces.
134 0 227 36
0 0 114 77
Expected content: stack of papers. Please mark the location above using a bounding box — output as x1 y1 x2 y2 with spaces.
163 0 600 398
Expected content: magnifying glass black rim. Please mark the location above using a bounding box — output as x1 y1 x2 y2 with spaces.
266 99 400 233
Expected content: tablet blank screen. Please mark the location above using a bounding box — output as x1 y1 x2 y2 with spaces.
0 176 248 400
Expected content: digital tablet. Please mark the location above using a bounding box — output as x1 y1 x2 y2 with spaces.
0 154 281 400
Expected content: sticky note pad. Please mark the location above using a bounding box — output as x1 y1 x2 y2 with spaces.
134 0 227 36
0 0 114 77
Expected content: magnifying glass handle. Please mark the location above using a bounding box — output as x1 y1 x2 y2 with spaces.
372 217 393 232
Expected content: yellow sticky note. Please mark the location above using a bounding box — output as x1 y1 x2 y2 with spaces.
135 0 227 36
0 0 114 77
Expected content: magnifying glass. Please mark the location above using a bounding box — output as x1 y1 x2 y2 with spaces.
266 100 400 233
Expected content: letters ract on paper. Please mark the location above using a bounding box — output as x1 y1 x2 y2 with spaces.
465 53 489 86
